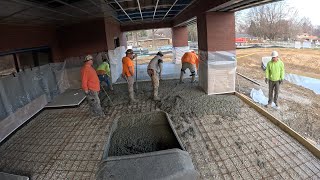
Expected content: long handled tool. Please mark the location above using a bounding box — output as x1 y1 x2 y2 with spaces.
135 55 138 90
101 85 114 106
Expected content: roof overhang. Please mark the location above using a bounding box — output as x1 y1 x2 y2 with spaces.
0 0 282 30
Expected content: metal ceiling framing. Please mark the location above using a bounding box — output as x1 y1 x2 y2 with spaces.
0 0 282 26
0 0 113 26
107 0 194 23
210 0 282 12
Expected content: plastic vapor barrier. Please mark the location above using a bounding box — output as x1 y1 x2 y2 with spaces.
0 62 69 143
108 46 125 83
285 74 320 94
173 46 189 64
199 50 236 95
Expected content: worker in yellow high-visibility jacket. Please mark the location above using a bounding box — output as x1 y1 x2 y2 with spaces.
96 58 113 91
265 51 285 108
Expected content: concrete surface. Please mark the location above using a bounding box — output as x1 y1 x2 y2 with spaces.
0 172 29 180
45 89 86 108
105 111 183 156
97 149 198 180
97 111 197 179
0 80 319 179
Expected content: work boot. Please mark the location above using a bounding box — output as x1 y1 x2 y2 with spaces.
153 96 160 101
129 91 138 103
153 88 160 101
191 75 196 83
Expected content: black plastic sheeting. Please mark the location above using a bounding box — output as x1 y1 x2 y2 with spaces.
0 62 69 121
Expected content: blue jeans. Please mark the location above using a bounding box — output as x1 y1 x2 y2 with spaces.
98 75 112 89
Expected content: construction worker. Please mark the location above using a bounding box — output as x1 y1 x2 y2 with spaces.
122 49 138 103
81 55 105 117
96 58 114 91
265 51 285 108
180 50 199 83
147 51 164 101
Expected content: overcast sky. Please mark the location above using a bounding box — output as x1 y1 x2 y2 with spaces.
287 0 320 26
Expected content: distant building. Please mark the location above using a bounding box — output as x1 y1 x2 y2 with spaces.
296 33 318 42
235 34 259 44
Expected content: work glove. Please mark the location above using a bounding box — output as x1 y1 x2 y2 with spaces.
265 78 268 84
279 80 283 84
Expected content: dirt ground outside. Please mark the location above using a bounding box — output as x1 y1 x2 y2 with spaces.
236 48 320 147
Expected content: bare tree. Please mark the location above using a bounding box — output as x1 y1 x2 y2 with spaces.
187 23 197 42
243 1 302 40
300 17 314 34
235 11 249 34
314 26 320 37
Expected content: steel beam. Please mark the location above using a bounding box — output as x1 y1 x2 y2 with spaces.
153 0 159 20
137 0 143 20
121 20 172 31
114 4 187 12
114 0 133 22
230 0 282 11
162 0 178 20
89 0 121 22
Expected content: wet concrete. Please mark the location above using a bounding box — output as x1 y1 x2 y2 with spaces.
0 79 319 179
108 112 182 156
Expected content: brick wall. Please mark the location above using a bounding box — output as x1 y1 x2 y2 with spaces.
105 18 126 50
58 18 107 59
198 12 235 52
172 26 188 47
0 24 62 61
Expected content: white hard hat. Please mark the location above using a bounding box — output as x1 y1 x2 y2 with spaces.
271 51 278 58
84 55 93 61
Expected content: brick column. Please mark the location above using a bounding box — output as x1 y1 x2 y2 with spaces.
105 18 126 50
172 26 189 64
197 12 236 94
120 32 127 49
